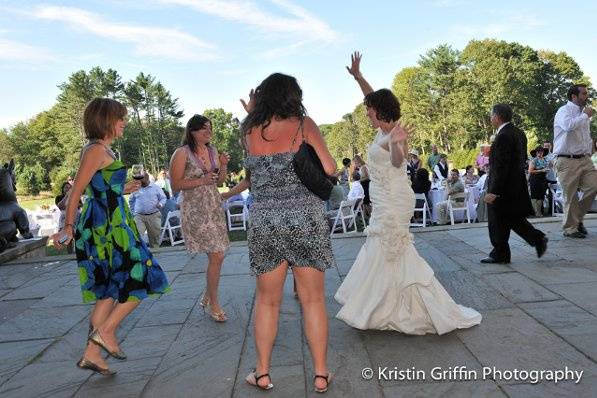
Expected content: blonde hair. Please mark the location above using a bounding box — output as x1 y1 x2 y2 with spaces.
83 97 127 140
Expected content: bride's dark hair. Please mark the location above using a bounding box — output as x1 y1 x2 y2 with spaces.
364 88 401 122
241 73 307 141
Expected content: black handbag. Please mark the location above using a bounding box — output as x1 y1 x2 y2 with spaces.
292 123 333 201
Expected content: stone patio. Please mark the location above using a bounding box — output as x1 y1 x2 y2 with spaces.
1 218 596 397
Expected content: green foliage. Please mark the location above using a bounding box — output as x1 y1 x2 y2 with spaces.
448 148 478 170
202 108 244 172
7 66 185 194
16 163 46 195
50 167 75 196
326 39 592 162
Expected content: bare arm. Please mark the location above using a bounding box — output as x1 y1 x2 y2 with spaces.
304 117 337 176
389 122 412 168
346 51 374 96
169 147 217 191
212 148 230 186
51 145 111 247
221 176 251 200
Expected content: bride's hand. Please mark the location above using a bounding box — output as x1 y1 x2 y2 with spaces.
346 51 363 79
390 121 413 144
240 89 255 113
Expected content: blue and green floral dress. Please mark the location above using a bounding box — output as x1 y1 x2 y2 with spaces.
75 160 170 303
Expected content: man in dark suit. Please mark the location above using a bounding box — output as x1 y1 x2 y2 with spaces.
481 104 548 264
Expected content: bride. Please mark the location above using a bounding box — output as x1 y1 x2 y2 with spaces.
334 52 482 334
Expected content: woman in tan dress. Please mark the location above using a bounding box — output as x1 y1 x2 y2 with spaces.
170 114 230 322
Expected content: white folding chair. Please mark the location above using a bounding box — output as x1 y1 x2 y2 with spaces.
549 184 564 216
448 191 470 225
411 193 431 227
226 200 248 231
329 199 358 235
160 210 184 246
353 197 367 228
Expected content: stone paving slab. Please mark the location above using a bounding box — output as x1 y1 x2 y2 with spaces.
0 218 596 397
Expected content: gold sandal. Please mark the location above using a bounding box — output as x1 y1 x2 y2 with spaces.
245 369 273 390
204 303 227 322
77 358 117 376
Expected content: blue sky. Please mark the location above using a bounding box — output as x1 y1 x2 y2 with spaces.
1 0 596 129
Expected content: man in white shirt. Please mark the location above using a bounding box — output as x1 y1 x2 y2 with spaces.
129 172 167 247
553 84 597 238
433 154 449 182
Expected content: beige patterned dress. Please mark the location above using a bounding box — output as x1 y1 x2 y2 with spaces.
179 145 229 253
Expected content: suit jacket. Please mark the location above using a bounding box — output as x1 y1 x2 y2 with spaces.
487 123 533 217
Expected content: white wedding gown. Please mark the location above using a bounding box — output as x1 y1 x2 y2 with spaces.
334 131 482 335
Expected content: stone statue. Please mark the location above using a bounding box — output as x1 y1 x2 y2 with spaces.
0 160 33 252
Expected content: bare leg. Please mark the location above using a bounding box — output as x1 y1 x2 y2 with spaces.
294 267 329 391
253 261 287 387
205 251 225 313
95 301 140 352
82 298 115 367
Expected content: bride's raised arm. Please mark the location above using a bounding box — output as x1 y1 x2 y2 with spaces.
389 121 413 168
346 51 374 96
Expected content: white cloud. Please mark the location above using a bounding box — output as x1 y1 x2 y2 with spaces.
450 14 545 39
30 5 218 61
158 0 339 43
0 37 55 62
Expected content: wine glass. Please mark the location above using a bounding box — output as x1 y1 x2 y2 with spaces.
132 164 144 180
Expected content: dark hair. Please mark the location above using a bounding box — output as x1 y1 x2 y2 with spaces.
415 168 429 181
542 146 550 156
61 181 71 195
183 114 211 153
342 158 351 166
440 154 448 159
451 168 459 174
530 149 537 158
491 103 513 123
241 73 306 140
465 165 473 172
535 146 545 156
83 97 127 140
364 89 401 123
162 188 170 200
567 84 587 101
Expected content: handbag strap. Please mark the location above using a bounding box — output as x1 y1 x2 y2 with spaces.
290 119 305 151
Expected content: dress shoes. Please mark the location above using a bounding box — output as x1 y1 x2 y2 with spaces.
480 257 510 264
563 231 586 239
578 223 588 235
535 236 548 258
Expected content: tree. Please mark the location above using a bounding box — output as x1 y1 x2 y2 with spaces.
202 108 244 172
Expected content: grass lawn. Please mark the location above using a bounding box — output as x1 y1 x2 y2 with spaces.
17 194 55 211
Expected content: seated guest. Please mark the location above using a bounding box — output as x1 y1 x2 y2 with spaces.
463 165 479 185
433 154 449 183
412 168 431 214
129 172 167 247
347 171 364 200
335 158 351 197
407 149 422 177
160 189 180 226
434 169 465 225
326 176 346 211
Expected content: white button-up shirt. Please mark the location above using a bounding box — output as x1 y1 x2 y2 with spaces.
553 101 592 156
